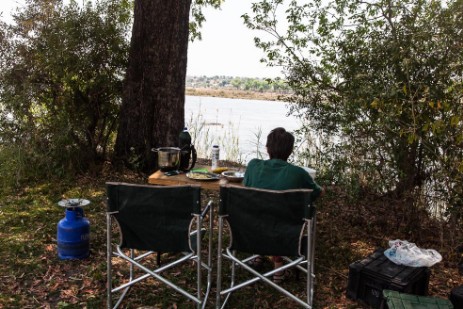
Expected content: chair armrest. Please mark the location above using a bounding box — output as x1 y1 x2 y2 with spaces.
306 204 316 219
201 200 213 219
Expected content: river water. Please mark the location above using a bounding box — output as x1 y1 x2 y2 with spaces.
185 95 302 164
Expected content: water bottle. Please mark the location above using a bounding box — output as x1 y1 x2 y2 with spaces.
179 128 192 171
211 145 220 170
179 127 192 149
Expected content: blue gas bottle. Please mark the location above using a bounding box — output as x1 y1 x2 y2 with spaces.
57 199 90 259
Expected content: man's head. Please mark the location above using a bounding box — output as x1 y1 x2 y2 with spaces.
266 127 294 161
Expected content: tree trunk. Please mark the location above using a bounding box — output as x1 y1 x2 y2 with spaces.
115 0 191 172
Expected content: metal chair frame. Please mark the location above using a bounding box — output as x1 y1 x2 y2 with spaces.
106 182 213 309
216 185 316 309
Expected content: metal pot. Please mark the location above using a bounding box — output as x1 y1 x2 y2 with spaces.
152 147 181 171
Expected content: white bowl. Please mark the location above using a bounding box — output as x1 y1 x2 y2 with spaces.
222 171 245 182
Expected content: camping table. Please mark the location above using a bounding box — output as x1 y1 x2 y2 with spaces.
148 165 243 191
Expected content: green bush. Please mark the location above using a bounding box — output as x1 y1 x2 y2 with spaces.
0 0 132 187
246 0 463 217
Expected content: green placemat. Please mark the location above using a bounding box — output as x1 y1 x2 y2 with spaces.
190 168 209 173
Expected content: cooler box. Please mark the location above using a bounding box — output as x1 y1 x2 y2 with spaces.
347 248 431 308
383 290 453 309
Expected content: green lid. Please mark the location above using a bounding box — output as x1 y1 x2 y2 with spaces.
383 290 453 309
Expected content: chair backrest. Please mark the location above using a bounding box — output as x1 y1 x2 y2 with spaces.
106 182 201 252
219 185 313 257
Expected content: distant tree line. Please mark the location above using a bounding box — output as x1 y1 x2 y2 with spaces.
186 75 291 93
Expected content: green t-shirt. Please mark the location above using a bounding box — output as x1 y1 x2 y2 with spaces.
243 158 322 200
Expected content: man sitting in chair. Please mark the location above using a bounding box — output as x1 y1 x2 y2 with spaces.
243 127 323 283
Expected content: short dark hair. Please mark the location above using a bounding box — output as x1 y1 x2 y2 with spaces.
266 127 294 161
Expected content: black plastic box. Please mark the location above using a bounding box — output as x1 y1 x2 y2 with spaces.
449 285 463 308
347 248 431 308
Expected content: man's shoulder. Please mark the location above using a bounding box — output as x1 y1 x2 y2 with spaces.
286 162 306 173
247 158 264 167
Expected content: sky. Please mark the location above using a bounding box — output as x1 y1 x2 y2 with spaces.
187 1 283 78
0 0 283 79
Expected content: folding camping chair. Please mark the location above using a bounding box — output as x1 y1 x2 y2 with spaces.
216 185 316 309
106 182 213 309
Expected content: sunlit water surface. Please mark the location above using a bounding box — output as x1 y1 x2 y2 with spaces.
185 95 302 164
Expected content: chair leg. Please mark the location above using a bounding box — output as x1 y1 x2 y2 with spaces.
308 217 316 306
306 219 312 307
216 217 236 308
107 215 134 309
106 213 112 309
216 216 224 309
195 215 202 309
201 200 214 309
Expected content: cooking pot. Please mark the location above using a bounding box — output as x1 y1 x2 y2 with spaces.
152 147 181 172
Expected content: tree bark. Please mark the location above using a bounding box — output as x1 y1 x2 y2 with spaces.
115 0 191 172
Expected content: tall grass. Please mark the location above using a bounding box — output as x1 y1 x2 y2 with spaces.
186 104 245 165
248 126 265 160
186 106 321 169
0 144 27 190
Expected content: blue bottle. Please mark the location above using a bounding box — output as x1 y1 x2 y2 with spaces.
57 207 90 259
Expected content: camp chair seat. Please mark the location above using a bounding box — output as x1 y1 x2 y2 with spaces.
106 182 212 309
216 185 316 309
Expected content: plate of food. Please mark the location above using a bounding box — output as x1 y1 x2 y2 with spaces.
221 171 245 183
186 171 221 181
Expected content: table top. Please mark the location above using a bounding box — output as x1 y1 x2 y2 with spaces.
148 165 243 191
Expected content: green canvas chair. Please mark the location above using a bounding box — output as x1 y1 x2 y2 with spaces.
383 290 454 308
106 182 212 309
216 185 316 308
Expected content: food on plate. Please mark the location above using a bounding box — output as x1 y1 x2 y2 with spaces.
212 167 228 174
186 172 220 180
190 173 211 179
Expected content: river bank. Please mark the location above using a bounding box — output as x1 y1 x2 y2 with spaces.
186 87 288 101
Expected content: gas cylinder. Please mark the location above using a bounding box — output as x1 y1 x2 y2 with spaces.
57 200 90 259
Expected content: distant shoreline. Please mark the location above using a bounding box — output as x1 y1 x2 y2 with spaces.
185 87 289 102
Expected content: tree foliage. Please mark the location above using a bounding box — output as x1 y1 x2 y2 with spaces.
0 0 131 183
190 0 224 41
245 0 463 215
0 0 226 184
